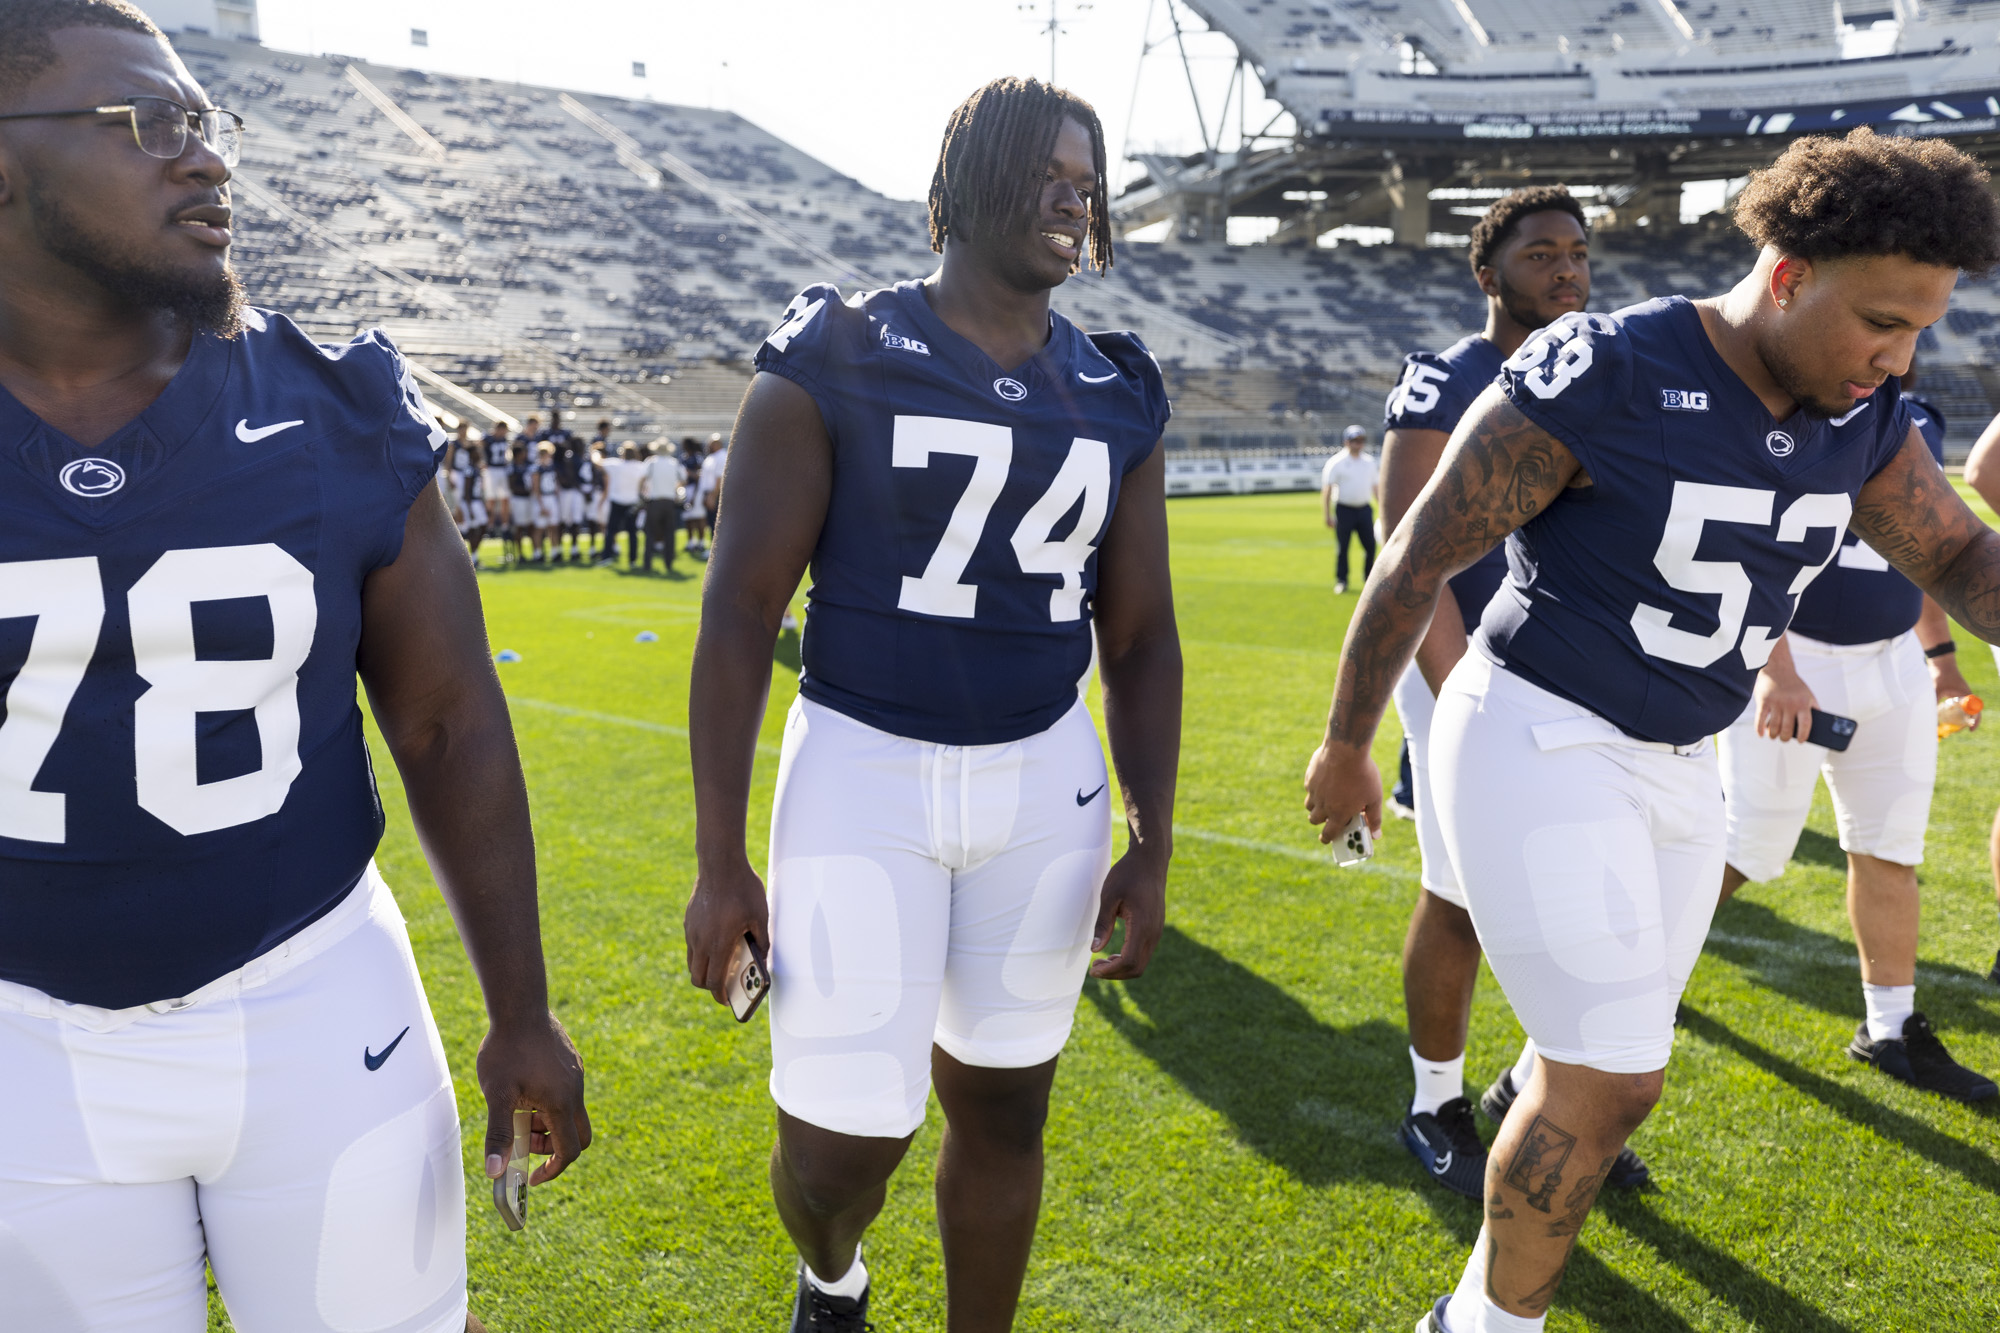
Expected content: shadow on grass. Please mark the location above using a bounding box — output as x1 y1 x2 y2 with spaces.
1598 1192 1858 1333
1790 827 1847 873
1680 1005 2000 1195
1700 896 2000 1040
1087 926 1694 1329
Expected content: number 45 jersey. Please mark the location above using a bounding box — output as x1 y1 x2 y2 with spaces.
755 281 1171 746
0 310 446 1008
1477 297 1913 746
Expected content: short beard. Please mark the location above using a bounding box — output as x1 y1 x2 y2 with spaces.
1495 270 1549 333
1759 328 1846 419
29 183 246 339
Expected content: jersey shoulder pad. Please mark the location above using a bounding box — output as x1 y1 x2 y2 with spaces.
261 316 446 507
1083 329 1173 440
1385 346 1488 433
1498 308 1632 457
753 282 858 391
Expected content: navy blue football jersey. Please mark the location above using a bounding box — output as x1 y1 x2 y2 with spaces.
1476 298 1914 745
1385 334 1509 633
1787 392 1946 646
0 310 444 1007
755 281 1171 745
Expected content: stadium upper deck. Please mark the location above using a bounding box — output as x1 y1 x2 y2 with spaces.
175 29 2000 451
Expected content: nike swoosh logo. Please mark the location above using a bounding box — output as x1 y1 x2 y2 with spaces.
237 418 304 443
1078 371 1119 384
1431 1150 1453 1175
1077 784 1106 806
364 1025 411 1071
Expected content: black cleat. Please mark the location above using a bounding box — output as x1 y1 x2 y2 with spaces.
1399 1097 1487 1201
1414 1294 1452 1332
1847 1012 1998 1102
788 1265 874 1332
1988 947 2000 989
1479 1067 1652 1189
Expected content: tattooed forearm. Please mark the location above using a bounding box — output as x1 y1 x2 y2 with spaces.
1501 1114 1578 1213
1921 529 2000 642
1852 422 2000 639
1324 395 1581 746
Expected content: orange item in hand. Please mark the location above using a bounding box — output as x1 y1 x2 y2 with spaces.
1938 694 1984 739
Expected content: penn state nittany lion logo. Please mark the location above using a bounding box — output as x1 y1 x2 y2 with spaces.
59 457 126 497
1765 430 1796 457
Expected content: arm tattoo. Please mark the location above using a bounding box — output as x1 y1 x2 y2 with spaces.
1501 1114 1578 1213
1327 397 1580 744
1853 426 2000 642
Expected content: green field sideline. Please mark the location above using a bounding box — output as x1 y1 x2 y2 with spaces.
212 488 2000 1331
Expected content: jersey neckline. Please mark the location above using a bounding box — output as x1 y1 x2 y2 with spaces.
892 280 1078 385
1666 295 1828 440
0 324 232 461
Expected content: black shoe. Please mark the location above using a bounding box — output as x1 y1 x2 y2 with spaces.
1414 1294 1452 1333
1479 1067 1652 1189
1988 948 2000 988
1848 1012 1999 1102
789 1265 873 1332
1399 1097 1487 1200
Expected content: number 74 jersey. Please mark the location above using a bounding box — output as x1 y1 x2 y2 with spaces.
1477 297 1914 747
0 310 445 1008
756 282 1171 746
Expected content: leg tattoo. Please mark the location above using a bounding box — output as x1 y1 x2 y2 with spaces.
1502 1115 1577 1214
1486 1191 1515 1222
1547 1155 1615 1239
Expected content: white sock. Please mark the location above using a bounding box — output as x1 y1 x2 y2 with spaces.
1410 1046 1467 1116
805 1247 867 1300
1509 1038 1538 1090
1864 983 1916 1043
1443 1238 1547 1333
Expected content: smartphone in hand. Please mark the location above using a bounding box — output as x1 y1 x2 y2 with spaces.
725 932 770 1022
492 1108 531 1231
1333 811 1374 867
1807 708 1857 752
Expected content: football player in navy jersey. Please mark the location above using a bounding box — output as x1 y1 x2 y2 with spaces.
684 77 1179 1332
1374 186 1668 1200
1304 128 2000 1332
1715 365 1995 1102
0 6 589 1331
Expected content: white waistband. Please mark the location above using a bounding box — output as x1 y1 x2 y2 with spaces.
1461 653 1713 757
0 863 389 1033
1788 629 1914 659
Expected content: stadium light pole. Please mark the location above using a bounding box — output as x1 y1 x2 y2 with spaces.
1020 0 1092 84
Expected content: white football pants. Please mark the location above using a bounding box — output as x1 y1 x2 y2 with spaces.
0 867 467 1333
766 695 1113 1138
1390 660 1466 908
1432 653 1725 1074
1719 631 1936 881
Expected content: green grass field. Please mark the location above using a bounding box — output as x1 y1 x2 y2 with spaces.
216 488 2000 1331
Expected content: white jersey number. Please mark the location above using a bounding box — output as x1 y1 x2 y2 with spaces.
893 416 1114 623
1507 327 1595 401
0 546 317 844
1631 482 1850 669
1392 363 1450 418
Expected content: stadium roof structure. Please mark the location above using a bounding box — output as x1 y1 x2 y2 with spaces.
1119 0 2000 243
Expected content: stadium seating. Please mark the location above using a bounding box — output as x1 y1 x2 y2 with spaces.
175 31 2000 465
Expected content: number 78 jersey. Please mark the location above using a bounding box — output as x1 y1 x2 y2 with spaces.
1476 297 1914 746
0 311 445 1008
756 282 1171 746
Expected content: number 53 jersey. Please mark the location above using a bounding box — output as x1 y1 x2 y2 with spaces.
755 281 1171 746
1477 297 1914 747
0 310 446 1008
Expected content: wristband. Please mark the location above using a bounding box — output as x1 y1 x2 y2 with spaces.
1926 640 1958 660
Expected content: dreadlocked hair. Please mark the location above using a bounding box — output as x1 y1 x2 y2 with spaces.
927 76 1113 274
0 0 159 110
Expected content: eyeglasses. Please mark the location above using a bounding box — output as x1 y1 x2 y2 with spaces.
0 96 244 168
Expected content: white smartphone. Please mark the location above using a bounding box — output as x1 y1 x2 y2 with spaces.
1333 812 1374 867
492 1108 531 1231
724 932 770 1023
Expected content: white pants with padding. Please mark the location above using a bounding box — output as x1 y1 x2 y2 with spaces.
0 866 467 1333
1431 653 1725 1074
766 696 1113 1138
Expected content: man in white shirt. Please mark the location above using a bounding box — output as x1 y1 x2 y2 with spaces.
640 441 685 575
599 442 646 567
696 433 729 553
1321 424 1380 593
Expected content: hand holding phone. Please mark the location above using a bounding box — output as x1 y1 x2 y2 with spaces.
1332 811 1374 867
724 932 770 1022
1807 708 1857 752
492 1108 530 1231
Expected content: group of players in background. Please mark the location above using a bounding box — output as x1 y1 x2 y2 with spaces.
438 411 730 572
12 3 2000 1332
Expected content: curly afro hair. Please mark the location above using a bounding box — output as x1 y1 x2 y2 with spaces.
1734 126 2000 273
0 0 158 109
1467 185 1587 275
928 76 1113 274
